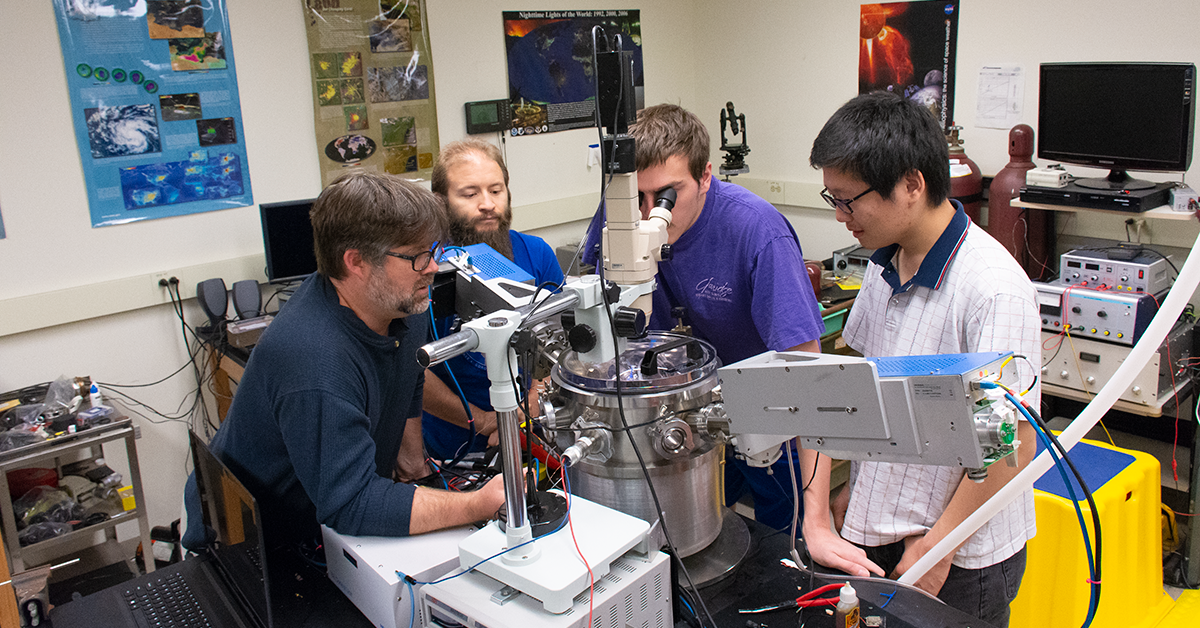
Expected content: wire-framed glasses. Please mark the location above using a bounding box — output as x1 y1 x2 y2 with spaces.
820 187 875 214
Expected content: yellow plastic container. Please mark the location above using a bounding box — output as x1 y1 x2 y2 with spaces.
118 485 136 511
1010 438 1172 628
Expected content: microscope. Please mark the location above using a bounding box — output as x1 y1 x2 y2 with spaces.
324 31 1029 628
719 101 751 177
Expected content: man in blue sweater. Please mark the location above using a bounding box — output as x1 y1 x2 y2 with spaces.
422 140 564 460
183 172 505 550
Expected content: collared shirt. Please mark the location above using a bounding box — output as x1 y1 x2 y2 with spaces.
870 202 971 295
840 202 1040 569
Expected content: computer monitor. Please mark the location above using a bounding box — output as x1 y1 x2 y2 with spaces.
1038 62 1195 190
259 199 317 284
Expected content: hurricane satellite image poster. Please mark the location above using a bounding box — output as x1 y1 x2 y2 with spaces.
53 0 253 227
503 10 643 136
858 1 959 130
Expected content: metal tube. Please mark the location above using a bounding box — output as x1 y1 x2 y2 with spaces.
494 407 527 529
516 291 580 329
416 328 479 368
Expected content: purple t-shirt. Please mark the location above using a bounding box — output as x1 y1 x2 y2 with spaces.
592 178 825 364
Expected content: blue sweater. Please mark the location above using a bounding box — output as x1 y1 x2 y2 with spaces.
184 273 426 549
422 230 564 459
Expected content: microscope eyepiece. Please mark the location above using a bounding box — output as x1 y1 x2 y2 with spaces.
654 188 677 211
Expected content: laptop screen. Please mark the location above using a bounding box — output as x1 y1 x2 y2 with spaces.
190 430 274 628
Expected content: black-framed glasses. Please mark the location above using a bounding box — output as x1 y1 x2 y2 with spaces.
385 241 442 272
820 187 875 215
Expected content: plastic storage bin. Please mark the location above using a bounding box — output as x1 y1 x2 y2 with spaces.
1010 438 1172 628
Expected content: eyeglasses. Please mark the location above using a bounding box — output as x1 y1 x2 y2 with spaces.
820 187 875 215
385 241 442 272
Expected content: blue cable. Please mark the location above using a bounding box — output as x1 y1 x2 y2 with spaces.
428 306 477 449
404 577 415 628
989 385 1099 627
985 384 1096 577
679 595 696 618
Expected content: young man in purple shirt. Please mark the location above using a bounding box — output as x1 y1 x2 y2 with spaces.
584 104 826 530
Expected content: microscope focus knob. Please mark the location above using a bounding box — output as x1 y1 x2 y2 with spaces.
613 306 647 338
568 324 598 353
660 243 673 261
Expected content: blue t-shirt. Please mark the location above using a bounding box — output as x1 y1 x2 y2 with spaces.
588 178 824 364
423 230 565 459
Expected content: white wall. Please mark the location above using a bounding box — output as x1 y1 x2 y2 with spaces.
0 0 695 536
2 0 1199 539
688 0 1200 262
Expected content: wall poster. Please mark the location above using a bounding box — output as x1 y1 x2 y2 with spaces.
503 10 643 137
859 1 959 130
53 0 254 228
303 0 439 186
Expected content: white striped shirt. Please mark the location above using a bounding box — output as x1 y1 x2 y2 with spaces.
840 209 1039 569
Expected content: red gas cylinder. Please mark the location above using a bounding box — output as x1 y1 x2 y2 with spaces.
987 124 1054 280
947 125 983 224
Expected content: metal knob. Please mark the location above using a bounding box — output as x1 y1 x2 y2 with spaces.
1060 370 1070 380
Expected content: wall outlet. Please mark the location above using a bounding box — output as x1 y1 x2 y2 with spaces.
764 180 784 203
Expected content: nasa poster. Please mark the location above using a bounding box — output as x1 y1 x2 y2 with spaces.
303 0 440 186
859 1 959 130
53 0 254 228
503 10 643 136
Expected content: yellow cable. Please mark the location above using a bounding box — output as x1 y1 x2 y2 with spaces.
1064 329 1118 447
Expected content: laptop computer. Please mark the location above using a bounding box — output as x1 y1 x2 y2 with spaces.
51 431 365 628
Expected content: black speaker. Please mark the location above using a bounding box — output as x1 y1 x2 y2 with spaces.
231 279 262 320
196 278 228 326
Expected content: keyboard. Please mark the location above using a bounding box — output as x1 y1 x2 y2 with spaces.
123 571 212 627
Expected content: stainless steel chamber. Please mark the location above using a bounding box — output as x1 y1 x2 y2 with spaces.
546 332 725 557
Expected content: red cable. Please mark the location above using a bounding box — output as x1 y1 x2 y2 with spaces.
563 465 594 626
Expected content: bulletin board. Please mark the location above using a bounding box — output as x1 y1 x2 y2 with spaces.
52 0 254 228
302 0 439 185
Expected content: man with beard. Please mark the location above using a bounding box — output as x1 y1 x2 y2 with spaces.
183 172 505 551
423 140 565 460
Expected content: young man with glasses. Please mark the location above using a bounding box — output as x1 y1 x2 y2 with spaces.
422 140 564 460
802 91 1038 627
582 104 826 532
183 172 505 551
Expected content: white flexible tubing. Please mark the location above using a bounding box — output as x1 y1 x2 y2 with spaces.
899 228 1200 586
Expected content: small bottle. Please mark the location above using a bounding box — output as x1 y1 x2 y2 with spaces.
834 582 860 628
89 382 104 407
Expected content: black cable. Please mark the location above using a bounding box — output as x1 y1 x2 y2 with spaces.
1078 243 1180 277
97 357 198 389
599 283 717 628
1021 399 1103 621
802 449 820 492
167 282 216 433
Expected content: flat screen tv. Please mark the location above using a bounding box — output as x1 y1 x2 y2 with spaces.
259 199 317 284
1038 62 1195 190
